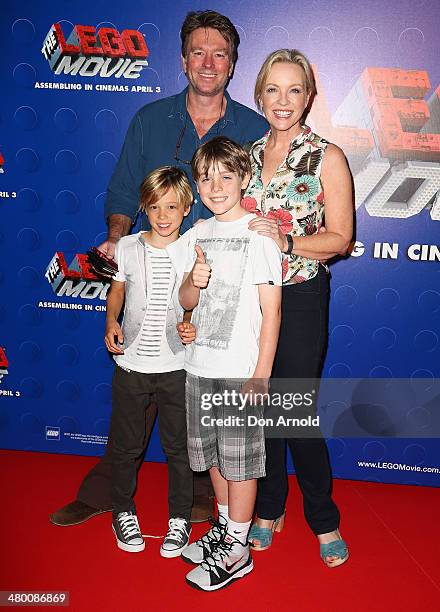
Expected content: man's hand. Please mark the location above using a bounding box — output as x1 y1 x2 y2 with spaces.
176 321 196 344
99 214 132 259
190 245 211 288
104 318 124 354
97 238 118 260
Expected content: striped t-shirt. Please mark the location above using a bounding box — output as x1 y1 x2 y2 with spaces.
136 245 173 359
115 241 184 373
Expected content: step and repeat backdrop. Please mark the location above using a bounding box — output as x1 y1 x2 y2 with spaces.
1 0 439 485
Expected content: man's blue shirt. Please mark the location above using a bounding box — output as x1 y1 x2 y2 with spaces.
105 87 268 232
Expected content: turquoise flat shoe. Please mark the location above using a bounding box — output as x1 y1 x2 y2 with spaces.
319 530 349 567
248 513 285 551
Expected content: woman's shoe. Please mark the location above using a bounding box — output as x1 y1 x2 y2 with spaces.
248 512 285 551
319 529 349 568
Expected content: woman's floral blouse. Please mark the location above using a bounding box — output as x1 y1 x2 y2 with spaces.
244 126 329 285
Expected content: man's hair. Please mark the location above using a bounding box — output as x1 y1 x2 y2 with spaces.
139 166 193 212
181 10 240 67
191 136 251 182
254 49 316 111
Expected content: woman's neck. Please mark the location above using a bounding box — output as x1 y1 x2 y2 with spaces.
267 125 302 151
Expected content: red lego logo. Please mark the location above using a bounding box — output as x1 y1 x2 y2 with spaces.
41 23 149 79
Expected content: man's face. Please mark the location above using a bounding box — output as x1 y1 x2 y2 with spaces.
182 27 233 97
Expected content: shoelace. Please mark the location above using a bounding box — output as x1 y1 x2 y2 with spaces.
200 536 237 572
118 513 141 538
165 518 188 543
197 517 226 553
200 533 248 575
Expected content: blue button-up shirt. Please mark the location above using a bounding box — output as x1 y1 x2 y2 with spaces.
105 87 268 232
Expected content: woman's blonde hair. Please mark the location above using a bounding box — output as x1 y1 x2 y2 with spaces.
139 166 193 212
254 49 316 111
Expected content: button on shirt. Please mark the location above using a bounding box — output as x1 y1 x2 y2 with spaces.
105 87 268 233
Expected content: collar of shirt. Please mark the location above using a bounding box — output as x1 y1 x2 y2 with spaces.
250 125 312 173
167 86 236 127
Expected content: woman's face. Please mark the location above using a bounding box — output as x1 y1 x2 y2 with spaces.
261 62 310 137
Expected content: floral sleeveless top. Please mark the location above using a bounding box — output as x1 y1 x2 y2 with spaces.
243 126 328 285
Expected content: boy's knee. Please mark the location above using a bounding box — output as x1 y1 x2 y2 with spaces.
161 443 188 460
112 442 145 460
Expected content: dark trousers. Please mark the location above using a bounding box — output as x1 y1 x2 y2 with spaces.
76 403 157 511
95 366 192 519
256 267 340 535
76 384 210 515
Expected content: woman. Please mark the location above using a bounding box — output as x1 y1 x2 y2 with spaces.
244 49 353 567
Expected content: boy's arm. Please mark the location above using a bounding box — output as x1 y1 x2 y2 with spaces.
246 235 283 390
179 245 211 310
253 284 282 381
104 280 126 354
179 272 198 311
183 309 193 323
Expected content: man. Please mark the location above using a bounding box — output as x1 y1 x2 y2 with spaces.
50 10 268 528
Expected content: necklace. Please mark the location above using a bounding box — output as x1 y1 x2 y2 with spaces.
174 95 225 165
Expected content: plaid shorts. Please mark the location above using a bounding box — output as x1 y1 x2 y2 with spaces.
185 373 266 481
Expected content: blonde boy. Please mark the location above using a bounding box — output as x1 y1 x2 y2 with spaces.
105 166 195 558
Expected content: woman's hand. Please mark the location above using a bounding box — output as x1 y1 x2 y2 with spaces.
241 377 270 405
176 321 196 344
248 217 288 253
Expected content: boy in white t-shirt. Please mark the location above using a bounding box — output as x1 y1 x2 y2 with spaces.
175 137 282 591
105 166 195 558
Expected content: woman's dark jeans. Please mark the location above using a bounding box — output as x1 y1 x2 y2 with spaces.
256 267 340 535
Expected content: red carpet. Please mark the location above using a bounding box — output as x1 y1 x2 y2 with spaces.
1 449 439 611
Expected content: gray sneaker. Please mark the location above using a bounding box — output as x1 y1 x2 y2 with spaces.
181 515 227 565
112 511 145 553
160 518 191 558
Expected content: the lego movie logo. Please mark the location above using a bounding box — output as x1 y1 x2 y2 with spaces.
41 23 149 79
45 252 110 300
0 347 9 383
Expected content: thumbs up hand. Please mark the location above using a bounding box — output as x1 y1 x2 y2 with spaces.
191 245 211 288
195 244 206 264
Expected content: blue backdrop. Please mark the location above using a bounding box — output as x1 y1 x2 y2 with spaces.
1 0 439 486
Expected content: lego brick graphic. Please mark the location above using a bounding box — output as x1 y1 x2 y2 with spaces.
361 68 440 161
310 66 440 216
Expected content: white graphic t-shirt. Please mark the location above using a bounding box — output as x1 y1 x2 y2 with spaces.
168 214 282 379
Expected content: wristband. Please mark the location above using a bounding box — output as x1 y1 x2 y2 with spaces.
286 234 295 255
